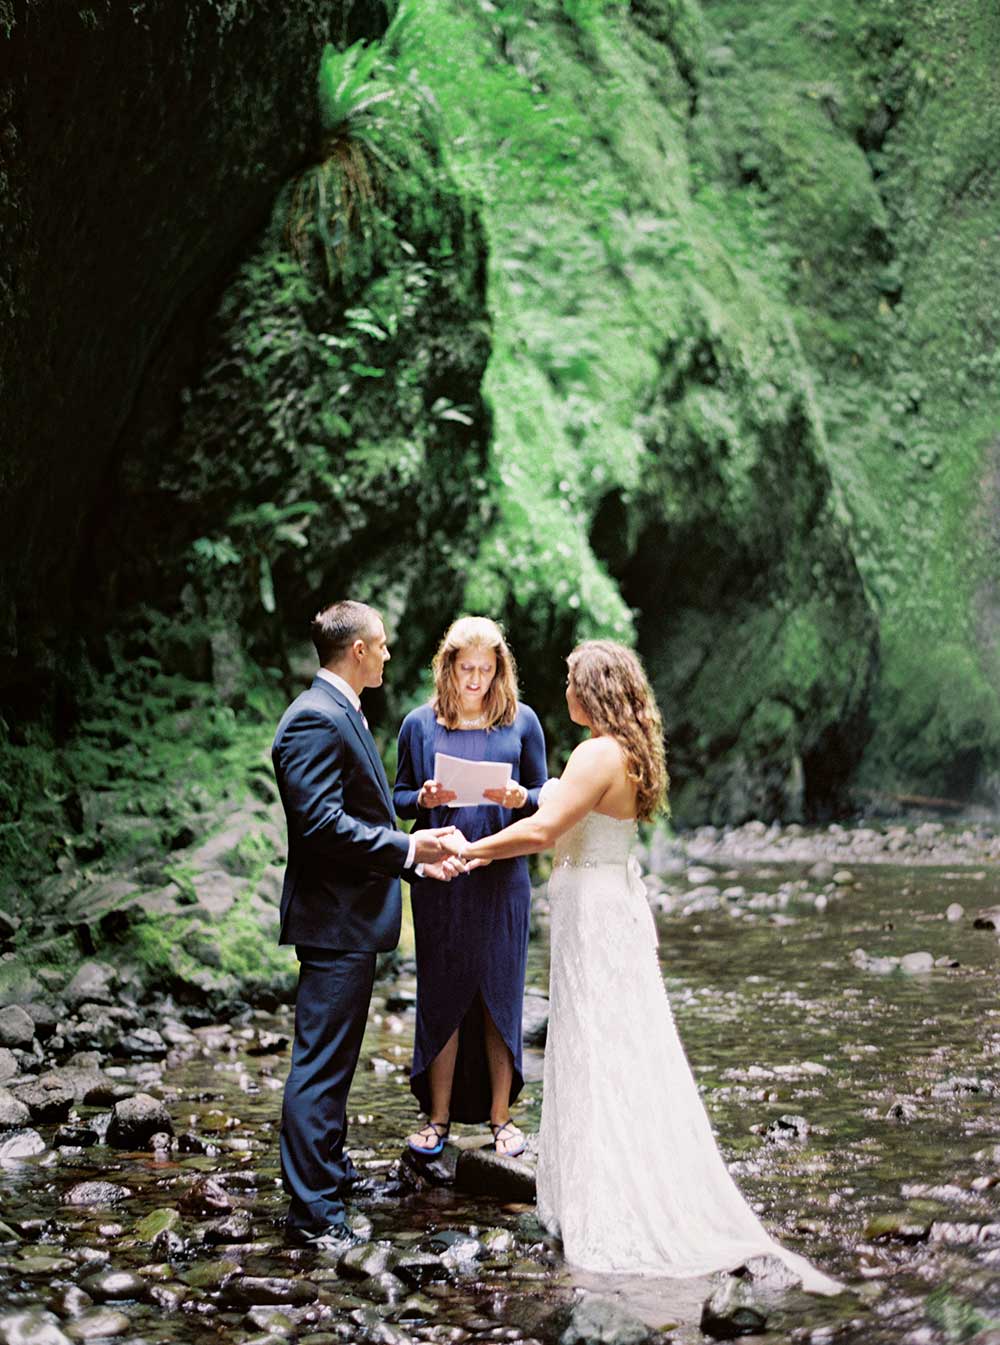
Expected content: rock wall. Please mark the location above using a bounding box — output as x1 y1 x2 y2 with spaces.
0 0 388 694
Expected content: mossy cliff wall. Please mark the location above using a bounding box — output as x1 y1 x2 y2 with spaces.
0 0 388 692
2 0 998 861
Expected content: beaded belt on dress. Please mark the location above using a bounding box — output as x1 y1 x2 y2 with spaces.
553 855 627 869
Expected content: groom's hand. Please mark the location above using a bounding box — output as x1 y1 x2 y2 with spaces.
411 826 461 864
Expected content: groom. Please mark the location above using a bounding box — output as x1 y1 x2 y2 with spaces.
272 599 465 1247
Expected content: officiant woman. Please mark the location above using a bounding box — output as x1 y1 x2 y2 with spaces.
394 616 547 1157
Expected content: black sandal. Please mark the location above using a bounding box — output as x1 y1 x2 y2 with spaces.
490 1119 526 1157
407 1119 450 1157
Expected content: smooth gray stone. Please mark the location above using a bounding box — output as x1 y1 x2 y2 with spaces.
0 1006 35 1049
64 1309 131 1340
223 1277 320 1308
0 1088 30 1130
560 1296 654 1345
0 1309 73 1345
78 1270 148 1303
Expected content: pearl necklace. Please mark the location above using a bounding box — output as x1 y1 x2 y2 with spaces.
458 714 488 728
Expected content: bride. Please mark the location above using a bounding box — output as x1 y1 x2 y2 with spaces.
458 640 843 1293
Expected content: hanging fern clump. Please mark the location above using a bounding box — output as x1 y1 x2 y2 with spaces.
285 40 398 290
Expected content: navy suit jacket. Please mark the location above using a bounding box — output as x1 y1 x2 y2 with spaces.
272 676 410 951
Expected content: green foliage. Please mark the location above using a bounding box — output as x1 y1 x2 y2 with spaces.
316 39 395 137
0 645 281 897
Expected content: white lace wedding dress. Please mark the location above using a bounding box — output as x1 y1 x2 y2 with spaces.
536 782 842 1293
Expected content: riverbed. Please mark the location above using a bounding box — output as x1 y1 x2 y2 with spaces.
1 848 998 1344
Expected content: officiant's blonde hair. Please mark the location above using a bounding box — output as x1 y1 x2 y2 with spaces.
567 641 669 821
432 616 519 730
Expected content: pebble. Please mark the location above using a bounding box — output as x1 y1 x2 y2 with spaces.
945 903 964 922
78 1271 148 1303
64 1309 132 1340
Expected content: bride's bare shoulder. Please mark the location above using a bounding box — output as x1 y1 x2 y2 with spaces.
568 736 625 770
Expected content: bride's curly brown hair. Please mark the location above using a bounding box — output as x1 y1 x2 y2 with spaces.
567 640 669 822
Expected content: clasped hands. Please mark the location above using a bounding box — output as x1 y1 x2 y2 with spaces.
410 824 490 882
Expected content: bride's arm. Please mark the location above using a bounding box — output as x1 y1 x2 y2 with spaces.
463 737 621 863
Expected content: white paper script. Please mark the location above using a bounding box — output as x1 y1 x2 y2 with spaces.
433 751 513 807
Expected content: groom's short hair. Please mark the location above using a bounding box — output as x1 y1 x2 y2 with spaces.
311 600 382 666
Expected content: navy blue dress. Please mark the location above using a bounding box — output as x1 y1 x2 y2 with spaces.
394 703 548 1123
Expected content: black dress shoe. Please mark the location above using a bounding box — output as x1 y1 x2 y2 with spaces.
285 1222 362 1251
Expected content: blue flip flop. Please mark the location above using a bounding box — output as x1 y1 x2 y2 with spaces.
490 1119 526 1157
407 1119 450 1157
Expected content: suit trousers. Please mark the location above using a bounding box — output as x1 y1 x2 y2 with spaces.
280 945 376 1233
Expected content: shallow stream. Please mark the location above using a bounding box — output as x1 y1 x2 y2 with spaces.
1 854 998 1343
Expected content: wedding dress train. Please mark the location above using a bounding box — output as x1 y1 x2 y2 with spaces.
536 784 842 1294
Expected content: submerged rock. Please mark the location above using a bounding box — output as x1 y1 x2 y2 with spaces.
560 1296 653 1345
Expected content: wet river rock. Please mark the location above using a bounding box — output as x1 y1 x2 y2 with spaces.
13 1077 74 1124
202 1209 254 1244
178 1176 233 1214
0 1007 36 1050
105 1093 173 1149
62 1181 133 1208
222 1276 320 1308
64 1309 131 1340
0 1309 73 1345
700 1278 768 1339
454 1146 537 1202
78 1270 148 1304
0 1089 30 1129
560 1296 653 1345
0 1128 46 1161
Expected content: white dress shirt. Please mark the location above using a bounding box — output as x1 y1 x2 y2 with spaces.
315 667 418 869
